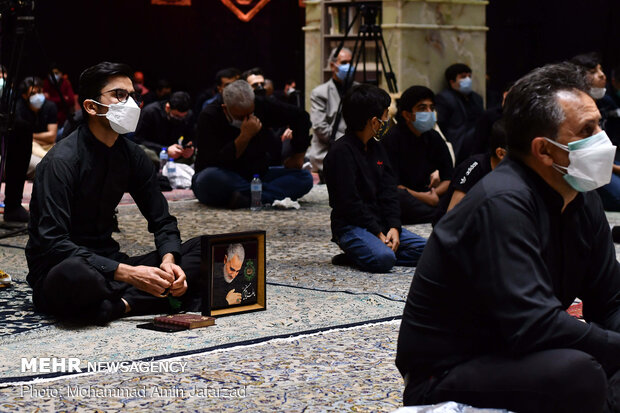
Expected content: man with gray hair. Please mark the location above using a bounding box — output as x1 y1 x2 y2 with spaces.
192 80 313 208
397 62 620 412
306 47 354 177
212 243 245 308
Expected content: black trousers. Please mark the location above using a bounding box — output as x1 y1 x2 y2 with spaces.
404 349 620 413
398 188 439 225
32 237 203 320
3 120 33 208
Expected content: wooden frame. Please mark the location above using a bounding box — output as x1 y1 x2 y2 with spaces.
200 231 266 317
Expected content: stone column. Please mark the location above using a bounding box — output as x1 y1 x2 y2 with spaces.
382 0 488 102
303 0 488 107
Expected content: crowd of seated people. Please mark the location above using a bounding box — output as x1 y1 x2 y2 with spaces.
8 46 620 413
8 54 620 232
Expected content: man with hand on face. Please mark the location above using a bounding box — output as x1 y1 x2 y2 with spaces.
192 80 312 209
26 62 203 325
212 243 246 309
324 84 427 273
382 86 454 224
307 47 355 176
397 62 620 412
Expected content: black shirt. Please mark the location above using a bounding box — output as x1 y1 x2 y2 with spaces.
434 153 493 223
324 132 401 239
396 156 620 382
26 124 181 287
15 99 58 132
195 96 311 180
382 122 454 191
211 262 254 310
134 101 195 152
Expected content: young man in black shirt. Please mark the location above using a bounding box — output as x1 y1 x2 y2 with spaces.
134 91 195 165
323 84 426 273
382 86 454 224
435 63 484 164
26 62 202 325
397 62 620 412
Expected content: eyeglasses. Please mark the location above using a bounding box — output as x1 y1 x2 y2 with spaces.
99 88 142 105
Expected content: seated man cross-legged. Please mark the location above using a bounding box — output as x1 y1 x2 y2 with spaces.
324 84 427 273
192 80 313 208
397 62 620 412
26 62 203 325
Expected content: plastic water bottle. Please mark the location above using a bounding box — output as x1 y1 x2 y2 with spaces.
250 174 262 211
159 147 168 174
167 158 177 189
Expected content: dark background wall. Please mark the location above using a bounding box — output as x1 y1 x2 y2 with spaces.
486 0 620 98
4 0 305 98
4 0 620 106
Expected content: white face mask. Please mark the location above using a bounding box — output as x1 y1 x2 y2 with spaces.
545 130 616 192
92 97 141 134
29 93 46 109
590 87 606 100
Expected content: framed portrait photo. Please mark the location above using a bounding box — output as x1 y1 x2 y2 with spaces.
200 231 266 317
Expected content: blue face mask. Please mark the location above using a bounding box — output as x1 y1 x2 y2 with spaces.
412 111 436 133
458 77 473 94
336 63 354 82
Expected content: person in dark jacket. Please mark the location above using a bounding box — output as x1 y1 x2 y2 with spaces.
323 84 426 273
26 62 202 325
192 80 312 209
435 63 484 164
382 86 454 224
397 62 620 412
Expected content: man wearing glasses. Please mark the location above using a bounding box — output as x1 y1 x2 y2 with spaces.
25 62 202 325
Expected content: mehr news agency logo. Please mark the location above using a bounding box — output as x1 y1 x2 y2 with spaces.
21 357 187 374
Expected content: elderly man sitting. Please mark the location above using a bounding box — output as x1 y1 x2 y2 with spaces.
192 80 313 209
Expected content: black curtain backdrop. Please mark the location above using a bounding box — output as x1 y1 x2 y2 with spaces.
3 0 304 100
487 0 620 101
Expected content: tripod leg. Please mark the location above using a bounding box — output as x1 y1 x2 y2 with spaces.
375 26 398 93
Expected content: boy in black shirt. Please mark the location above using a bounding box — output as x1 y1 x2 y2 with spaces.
382 86 454 224
323 84 426 273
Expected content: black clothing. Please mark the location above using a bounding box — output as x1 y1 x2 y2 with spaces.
382 122 454 224
434 153 493 224
211 262 254 310
195 96 311 180
435 88 484 164
323 132 401 239
33 238 203 320
470 106 502 156
403 348 613 413
134 101 195 152
26 124 181 288
382 122 454 192
397 189 437 225
15 99 58 133
397 157 620 392
3 119 32 208
142 91 170 108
